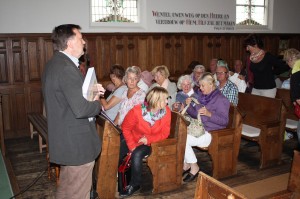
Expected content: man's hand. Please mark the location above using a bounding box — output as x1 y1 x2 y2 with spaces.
93 84 105 101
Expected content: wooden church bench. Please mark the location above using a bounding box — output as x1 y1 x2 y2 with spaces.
276 88 299 133
194 171 247 199
95 114 121 199
27 111 60 185
238 92 286 169
260 150 300 199
147 111 187 194
195 105 243 179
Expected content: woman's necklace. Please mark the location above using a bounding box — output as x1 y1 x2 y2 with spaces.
250 49 265 63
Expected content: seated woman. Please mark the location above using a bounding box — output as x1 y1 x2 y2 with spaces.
119 87 171 197
172 75 196 112
100 64 127 120
190 64 206 90
114 66 146 126
183 72 230 182
149 65 177 108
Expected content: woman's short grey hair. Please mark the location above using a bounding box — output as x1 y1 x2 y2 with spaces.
124 66 141 82
177 75 194 90
199 72 216 88
193 65 206 72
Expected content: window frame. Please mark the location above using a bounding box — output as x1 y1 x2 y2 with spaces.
89 0 146 29
235 0 273 31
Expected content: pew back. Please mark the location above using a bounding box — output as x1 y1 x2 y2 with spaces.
238 93 286 168
95 115 120 199
147 111 187 193
194 172 247 199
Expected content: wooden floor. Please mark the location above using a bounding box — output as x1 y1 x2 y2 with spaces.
4 134 298 199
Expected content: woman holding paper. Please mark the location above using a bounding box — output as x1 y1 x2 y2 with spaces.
100 65 127 120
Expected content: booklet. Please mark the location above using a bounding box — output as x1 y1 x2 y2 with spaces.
82 67 98 101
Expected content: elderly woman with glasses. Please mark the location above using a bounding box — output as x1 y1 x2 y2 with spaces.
191 64 206 90
182 72 230 183
283 48 300 149
172 75 197 112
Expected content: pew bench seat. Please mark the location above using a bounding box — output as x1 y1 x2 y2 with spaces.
27 112 59 185
28 113 47 153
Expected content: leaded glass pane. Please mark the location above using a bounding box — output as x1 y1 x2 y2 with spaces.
237 0 249 4
251 0 265 6
91 0 138 23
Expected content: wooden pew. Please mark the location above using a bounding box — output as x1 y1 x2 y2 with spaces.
27 109 60 185
276 88 298 132
147 111 187 194
260 150 300 199
194 171 247 199
195 105 243 179
238 92 286 169
95 115 121 199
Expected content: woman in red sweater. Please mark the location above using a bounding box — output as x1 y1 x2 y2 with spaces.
119 87 171 197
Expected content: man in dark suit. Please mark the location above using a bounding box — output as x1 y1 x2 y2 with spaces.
42 24 104 199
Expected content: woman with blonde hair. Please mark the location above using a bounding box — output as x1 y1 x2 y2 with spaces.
119 87 171 197
283 48 300 149
183 72 230 182
150 65 177 108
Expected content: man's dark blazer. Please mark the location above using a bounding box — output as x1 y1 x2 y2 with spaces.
42 51 102 166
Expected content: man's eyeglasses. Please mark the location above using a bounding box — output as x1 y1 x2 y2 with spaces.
216 72 227 75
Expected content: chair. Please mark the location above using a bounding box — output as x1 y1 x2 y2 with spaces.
195 105 243 179
194 171 247 199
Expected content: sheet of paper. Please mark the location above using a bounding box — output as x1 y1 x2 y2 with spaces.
82 67 98 101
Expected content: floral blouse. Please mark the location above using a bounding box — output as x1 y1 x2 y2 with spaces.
117 88 146 125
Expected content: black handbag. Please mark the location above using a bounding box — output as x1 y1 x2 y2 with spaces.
118 153 132 192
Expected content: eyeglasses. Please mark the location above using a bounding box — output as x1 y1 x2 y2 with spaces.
216 72 227 75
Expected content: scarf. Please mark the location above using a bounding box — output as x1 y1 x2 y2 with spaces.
141 102 166 126
198 89 219 106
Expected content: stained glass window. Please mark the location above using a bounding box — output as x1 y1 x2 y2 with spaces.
91 0 138 23
236 0 268 26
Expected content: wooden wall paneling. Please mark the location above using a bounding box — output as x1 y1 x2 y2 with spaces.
126 36 138 68
0 89 13 139
13 87 28 137
27 86 43 114
26 38 41 82
220 36 232 69
41 38 53 75
11 39 24 83
137 35 150 71
290 35 300 50
162 35 174 73
84 36 96 67
0 39 9 84
182 35 199 73
96 36 114 79
114 35 125 67
202 36 215 69
173 35 183 75
150 35 164 70
195 36 204 67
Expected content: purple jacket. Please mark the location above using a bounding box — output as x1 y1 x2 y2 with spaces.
186 89 230 131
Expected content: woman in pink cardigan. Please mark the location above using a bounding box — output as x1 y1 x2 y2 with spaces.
118 87 171 197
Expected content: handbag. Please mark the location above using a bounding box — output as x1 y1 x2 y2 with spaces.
118 153 132 192
181 99 205 138
295 103 300 118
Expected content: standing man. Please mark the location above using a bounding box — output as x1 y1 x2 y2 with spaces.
42 24 105 199
216 60 239 106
